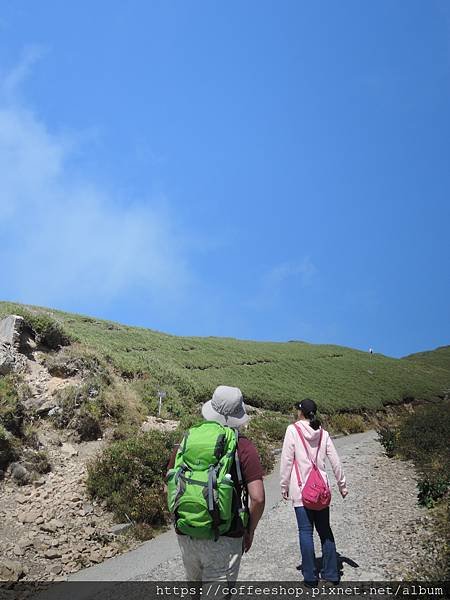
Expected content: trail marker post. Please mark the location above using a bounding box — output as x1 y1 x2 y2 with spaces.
157 390 166 417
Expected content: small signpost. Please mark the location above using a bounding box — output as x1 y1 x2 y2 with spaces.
157 389 166 417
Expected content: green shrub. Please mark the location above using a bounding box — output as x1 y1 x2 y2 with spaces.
22 424 40 450
383 402 450 506
22 449 52 474
247 413 291 443
250 434 275 474
51 375 144 437
43 347 109 379
87 430 178 525
0 376 23 436
377 426 398 458
0 424 19 470
76 413 102 441
397 403 449 468
327 413 366 435
418 476 450 508
9 308 72 349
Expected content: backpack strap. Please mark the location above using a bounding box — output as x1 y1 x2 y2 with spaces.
293 424 323 468
233 429 243 485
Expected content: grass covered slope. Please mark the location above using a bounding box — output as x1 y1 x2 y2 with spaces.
404 345 450 372
1 301 449 416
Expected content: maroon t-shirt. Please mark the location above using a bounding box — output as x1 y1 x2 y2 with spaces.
167 434 264 538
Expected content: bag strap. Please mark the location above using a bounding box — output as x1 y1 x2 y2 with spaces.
233 429 243 485
293 423 323 467
293 459 302 487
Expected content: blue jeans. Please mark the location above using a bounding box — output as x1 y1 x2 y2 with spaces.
294 506 339 583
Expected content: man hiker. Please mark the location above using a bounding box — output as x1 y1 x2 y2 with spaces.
166 385 265 583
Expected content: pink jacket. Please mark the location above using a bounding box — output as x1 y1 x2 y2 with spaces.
280 420 347 507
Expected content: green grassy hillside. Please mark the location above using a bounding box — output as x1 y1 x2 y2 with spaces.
404 345 450 372
1 301 448 416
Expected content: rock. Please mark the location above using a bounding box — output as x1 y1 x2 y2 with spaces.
17 538 33 550
48 406 63 417
49 565 62 576
0 341 16 375
52 519 64 529
36 400 58 415
82 503 94 515
13 546 25 557
0 559 25 582
110 523 132 535
0 315 25 347
17 510 40 524
16 495 29 505
10 463 30 484
40 522 57 533
61 443 78 457
33 477 46 488
89 550 103 564
61 554 73 564
44 549 62 559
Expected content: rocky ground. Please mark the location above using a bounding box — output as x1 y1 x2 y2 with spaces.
0 425 138 581
0 314 179 582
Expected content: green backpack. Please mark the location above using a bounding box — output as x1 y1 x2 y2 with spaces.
167 421 244 540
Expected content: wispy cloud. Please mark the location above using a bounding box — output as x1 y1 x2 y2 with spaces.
0 52 191 311
245 257 318 313
1 45 47 101
264 257 317 289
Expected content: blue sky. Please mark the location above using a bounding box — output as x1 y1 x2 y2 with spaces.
0 1 449 358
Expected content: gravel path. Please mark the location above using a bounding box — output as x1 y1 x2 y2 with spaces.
143 430 433 581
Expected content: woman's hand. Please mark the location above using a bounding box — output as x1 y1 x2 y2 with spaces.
281 489 289 500
340 489 348 499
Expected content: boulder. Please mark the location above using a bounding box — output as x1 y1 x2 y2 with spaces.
61 443 78 457
17 510 41 524
0 559 25 582
44 549 62 560
110 522 132 535
0 315 24 347
0 342 15 375
36 399 59 416
10 463 30 485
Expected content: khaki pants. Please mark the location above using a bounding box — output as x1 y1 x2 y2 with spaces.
177 534 243 582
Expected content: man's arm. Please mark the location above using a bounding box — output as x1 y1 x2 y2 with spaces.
243 478 265 552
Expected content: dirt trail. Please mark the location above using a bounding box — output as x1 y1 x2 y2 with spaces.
143 430 435 581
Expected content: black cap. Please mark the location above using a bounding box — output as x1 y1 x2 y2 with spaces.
296 398 318 417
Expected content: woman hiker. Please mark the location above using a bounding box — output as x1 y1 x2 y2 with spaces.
280 398 348 586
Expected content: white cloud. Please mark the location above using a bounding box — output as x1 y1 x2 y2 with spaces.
0 54 191 310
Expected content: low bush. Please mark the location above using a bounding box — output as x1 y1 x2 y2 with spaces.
326 413 366 435
377 426 398 458
51 376 145 440
76 413 102 441
0 376 23 436
11 308 72 349
247 412 291 443
249 434 275 474
22 449 52 474
381 401 450 508
0 424 19 471
417 476 449 509
87 430 178 525
43 347 111 381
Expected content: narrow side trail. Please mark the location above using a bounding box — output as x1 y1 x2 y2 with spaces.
144 430 432 581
